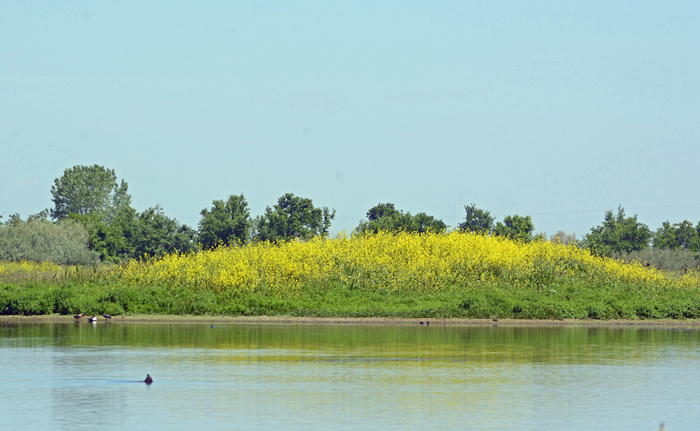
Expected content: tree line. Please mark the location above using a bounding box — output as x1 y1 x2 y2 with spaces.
1 164 700 265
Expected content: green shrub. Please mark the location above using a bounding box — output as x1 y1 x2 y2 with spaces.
0 220 99 266
612 249 700 273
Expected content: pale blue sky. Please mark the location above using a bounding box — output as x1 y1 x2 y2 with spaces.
2 1 699 237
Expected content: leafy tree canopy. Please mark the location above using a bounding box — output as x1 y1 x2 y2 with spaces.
3 213 26 227
367 203 398 221
412 212 447 233
652 220 700 251
67 213 131 263
548 231 579 246
583 206 652 257
198 194 252 249
131 205 197 257
0 217 99 266
2 210 50 226
254 193 335 242
458 204 495 234
493 214 535 242
50 165 132 222
355 203 446 235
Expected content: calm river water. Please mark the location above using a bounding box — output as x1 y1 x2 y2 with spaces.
1 321 698 430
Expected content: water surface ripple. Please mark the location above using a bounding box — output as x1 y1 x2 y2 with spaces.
1 322 698 430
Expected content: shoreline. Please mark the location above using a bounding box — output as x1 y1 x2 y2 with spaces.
1 314 699 328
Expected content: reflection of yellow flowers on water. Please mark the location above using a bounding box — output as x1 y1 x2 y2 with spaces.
118 231 700 296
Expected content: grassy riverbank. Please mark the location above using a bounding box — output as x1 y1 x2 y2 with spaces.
2 231 700 319
2 278 700 320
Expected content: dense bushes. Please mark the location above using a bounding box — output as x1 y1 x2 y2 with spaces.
1 230 699 319
612 249 700 273
355 203 446 235
582 206 652 257
3 280 700 319
0 220 99 266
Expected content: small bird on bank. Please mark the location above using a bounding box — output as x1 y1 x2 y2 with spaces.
493 316 499 322
88 315 97 323
103 314 112 319
143 374 153 385
73 313 85 320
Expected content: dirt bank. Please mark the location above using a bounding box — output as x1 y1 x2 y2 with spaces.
1 314 699 328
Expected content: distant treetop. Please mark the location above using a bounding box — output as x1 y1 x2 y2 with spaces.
50 164 131 223
355 203 446 235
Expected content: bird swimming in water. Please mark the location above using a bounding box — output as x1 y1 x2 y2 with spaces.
73 313 85 320
88 315 97 323
144 374 153 385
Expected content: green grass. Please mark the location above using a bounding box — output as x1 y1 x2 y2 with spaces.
2 279 700 320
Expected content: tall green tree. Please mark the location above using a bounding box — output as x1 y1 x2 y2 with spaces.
198 194 252 248
3 213 24 227
130 205 197 257
355 203 446 235
493 214 535 242
254 193 335 242
548 230 578 246
653 220 678 250
367 203 398 221
50 165 131 222
458 204 495 233
27 209 51 223
652 220 700 251
583 206 652 257
412 212 447 233
67 213 129 263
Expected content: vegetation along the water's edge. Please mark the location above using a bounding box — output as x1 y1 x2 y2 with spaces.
2 230 699 320
2 164 700 320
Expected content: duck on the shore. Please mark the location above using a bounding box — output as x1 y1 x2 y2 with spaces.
103 314 112 319
88 315 97 323
73 313 85 320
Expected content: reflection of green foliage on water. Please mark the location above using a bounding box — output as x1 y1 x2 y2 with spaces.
4 323 699 366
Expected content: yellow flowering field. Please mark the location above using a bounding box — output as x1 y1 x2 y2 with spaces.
117 231 700 296
0 260 63 274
